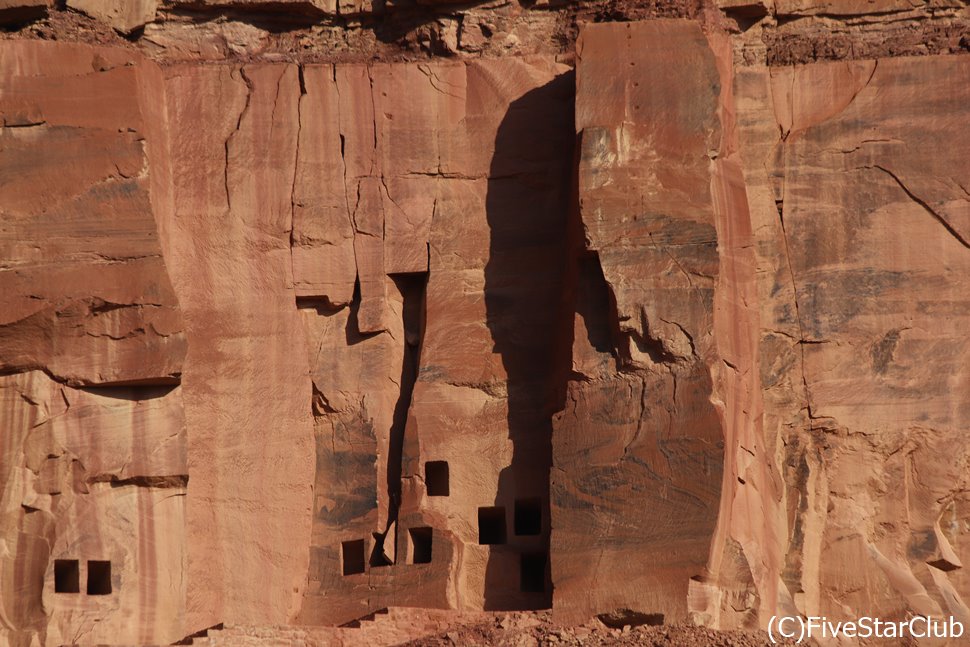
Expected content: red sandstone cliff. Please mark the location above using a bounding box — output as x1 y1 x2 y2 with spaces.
0 1 968 645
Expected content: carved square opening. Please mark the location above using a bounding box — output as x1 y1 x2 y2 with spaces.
87 560 112 595
425 461 449 497
520 552 547 593
409 527 433 564
342 539 366 576
54 559 79 594
514 497 542 536
478 506 506 545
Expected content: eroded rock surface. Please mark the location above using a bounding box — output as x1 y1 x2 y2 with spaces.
553 21 726 624
1 2 969 646
736 53 970 628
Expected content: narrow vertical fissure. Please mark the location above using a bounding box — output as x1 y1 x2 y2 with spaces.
775 198 815 423
289 64 306 252
370 271 428 566
224 66 253 212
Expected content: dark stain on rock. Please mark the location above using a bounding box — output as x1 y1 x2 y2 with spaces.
871 328 901 374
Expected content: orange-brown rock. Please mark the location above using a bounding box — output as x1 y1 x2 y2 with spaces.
0 0 48 24
65 0 157 33
0 42 185 387
734 53 970 628
0 40 189 647
2 6 970 647
552 20 727 624
294 55 574 624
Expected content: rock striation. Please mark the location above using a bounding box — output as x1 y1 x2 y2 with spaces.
0 1 969 646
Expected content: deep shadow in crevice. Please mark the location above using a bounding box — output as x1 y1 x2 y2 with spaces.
162 3 333 31
79 383 180 400
575 250 628 368
482 70 576 610
345 279 383 347
371 271 427 567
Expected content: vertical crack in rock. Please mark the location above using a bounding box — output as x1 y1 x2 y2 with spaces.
622 375 649 456
371 272 428 566
224 66 253 212
332 65 354 240
366 67 379 177
289 65 306 253
774 197 816 422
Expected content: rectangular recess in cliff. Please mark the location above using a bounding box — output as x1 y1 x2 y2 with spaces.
514 498 543 536
478 507 507 545
341 540 366 576
424 461 449 497
520 552 548 593
87 561 112 595
54 560 80 594
409 527 433 564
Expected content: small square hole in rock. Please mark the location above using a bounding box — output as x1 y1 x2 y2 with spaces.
478 506 506 545
409 527 433 564
514 497 542 536
425 461 449 496
87 560 112 595
520 552 547 593
54 559 79 593
342 539 366 575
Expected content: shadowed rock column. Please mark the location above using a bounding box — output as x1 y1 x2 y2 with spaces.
482 70 576 611
552 21 727 625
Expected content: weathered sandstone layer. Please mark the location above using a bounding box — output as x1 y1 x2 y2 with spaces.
1 1 969 645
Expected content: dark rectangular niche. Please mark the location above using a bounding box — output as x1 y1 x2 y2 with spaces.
520 552 547 593
425 461 449 497
478 506 507 545
342 539 366 576
87 560 112 595
514 497 542 536
409 527 433 564
54 559 79 593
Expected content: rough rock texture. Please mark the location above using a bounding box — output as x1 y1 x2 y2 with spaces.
551 20 794 630
1 0 970 645
144 60 317 633
734 53 970 629
0 42 185 386
552 21 727 624
66 0 157 34
0 41 189 647
293 55 574 624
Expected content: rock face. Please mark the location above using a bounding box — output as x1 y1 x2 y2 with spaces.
1 2 969 646
734 54 970 628
65 0 157 34
0 41 188 646
292 57 574 624
553 21 727 623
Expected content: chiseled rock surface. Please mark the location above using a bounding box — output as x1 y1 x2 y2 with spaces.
0 41 188 647
145 61 317 632
294 56 574 624
0 371 189 647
